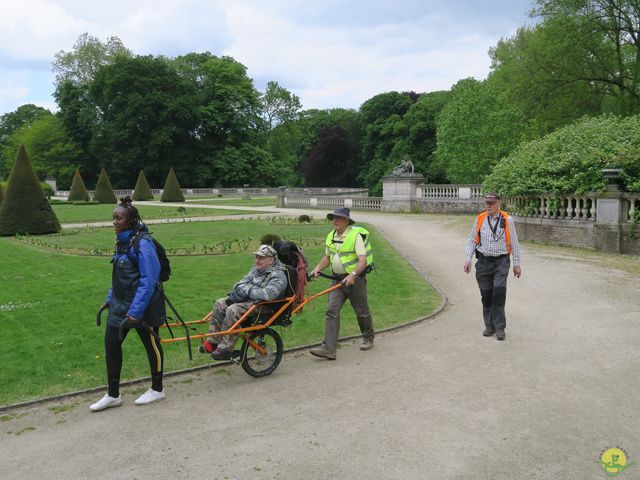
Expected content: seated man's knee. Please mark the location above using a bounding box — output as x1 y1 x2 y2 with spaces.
492 287 506 307
480 288 493 307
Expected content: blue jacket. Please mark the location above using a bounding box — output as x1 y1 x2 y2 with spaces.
105 226 161 320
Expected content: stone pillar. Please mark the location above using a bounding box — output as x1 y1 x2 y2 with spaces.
594 168 625 252
382 174 425 212
277 186 287 208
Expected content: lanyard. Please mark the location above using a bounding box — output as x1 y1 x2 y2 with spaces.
487 215 504 242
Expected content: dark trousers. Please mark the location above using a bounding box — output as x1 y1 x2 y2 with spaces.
322 276 374 351
105 324 163 397
474 255 510 330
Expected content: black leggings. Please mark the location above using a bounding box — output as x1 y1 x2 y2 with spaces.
105 324 164 398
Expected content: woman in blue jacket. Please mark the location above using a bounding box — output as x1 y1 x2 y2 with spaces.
90 196 166 412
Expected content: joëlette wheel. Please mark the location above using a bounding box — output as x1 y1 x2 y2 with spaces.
240 327 283 377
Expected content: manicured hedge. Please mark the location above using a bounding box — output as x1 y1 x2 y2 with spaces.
0 146 60 236
132 169 154 201
484 115 640 195
160 167 185 202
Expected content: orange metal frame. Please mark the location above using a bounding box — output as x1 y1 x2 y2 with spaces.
159 282 343 347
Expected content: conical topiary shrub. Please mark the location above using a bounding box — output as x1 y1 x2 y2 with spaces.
160 168 185 202
0 145 61 236
68 169 90 201
0 183 4 207
132 169 154 201
92 168 118 204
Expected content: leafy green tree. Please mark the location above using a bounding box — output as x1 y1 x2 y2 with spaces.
295 108 363 187
261 81 302 129
54 81 100 182
2 115 82 188
160 168 185 202
484 114 640 195
359 92 416 194
132 170 154 201
92 168 117 204
435 78 526 183
52 32 131 87
171 53 271 186
0 146 61 236
90 55 198 187
68 169 90 201
505 1 640 116
402 91 451 182
0 105 52 179
490 21 604 133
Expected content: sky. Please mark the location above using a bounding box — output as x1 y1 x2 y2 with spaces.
0 0 537 117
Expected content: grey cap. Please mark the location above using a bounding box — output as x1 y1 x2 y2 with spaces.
254 244 277 257
327 207 355 225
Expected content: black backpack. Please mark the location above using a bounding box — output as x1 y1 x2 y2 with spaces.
130 231 171 282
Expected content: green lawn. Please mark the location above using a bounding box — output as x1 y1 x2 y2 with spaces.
51 203 259 223
0 219 441 406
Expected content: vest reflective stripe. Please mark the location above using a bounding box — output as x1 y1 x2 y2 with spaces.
475 210 511 254
325 226 373 273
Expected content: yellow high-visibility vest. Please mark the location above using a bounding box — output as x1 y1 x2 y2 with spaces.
325 226 373 273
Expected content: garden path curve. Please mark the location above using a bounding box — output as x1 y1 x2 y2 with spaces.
2 210 639 479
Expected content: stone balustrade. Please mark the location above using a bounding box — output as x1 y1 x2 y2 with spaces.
420 184 483 200
504 194 597 221
284 195 381 211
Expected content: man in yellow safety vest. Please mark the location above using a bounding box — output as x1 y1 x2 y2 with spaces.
309 207 375 360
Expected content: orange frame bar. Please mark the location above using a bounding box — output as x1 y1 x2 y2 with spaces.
159 282 343 345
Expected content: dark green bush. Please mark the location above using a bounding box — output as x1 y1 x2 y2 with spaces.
93 168 117 204
68 169 90 201
484 115 640 195
160 167 185 202
0 145 61 236
132 170 154 201
0 183 4 206
298 214 311 223
71 201 100 205
260 233 281 245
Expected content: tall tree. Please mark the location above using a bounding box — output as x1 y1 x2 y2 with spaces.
359 92 416 194
496 1 640 117
401 91 451 182
2 115 81 188
90 55 198 187
435 78 526 184
0 105 52 179
261 81 302 129
295 109 363 187
52 32 131 87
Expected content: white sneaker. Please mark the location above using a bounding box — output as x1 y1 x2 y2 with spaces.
89 394 122 412
134 388 166 406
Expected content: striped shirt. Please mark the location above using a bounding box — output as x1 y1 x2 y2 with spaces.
464 213 521 266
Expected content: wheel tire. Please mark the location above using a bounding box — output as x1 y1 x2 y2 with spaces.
240 328 283 377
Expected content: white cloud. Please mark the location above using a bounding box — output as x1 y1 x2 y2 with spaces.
0 0 534 115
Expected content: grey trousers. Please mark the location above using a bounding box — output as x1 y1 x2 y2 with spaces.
474 255 510 330
207 297 254 350
322 277 374 351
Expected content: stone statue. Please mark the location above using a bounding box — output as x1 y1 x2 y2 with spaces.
392 156 415 176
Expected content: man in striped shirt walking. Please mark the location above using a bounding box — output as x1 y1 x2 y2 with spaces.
464 192 522 341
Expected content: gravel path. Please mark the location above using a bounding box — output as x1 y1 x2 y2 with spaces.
2 210 639 479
